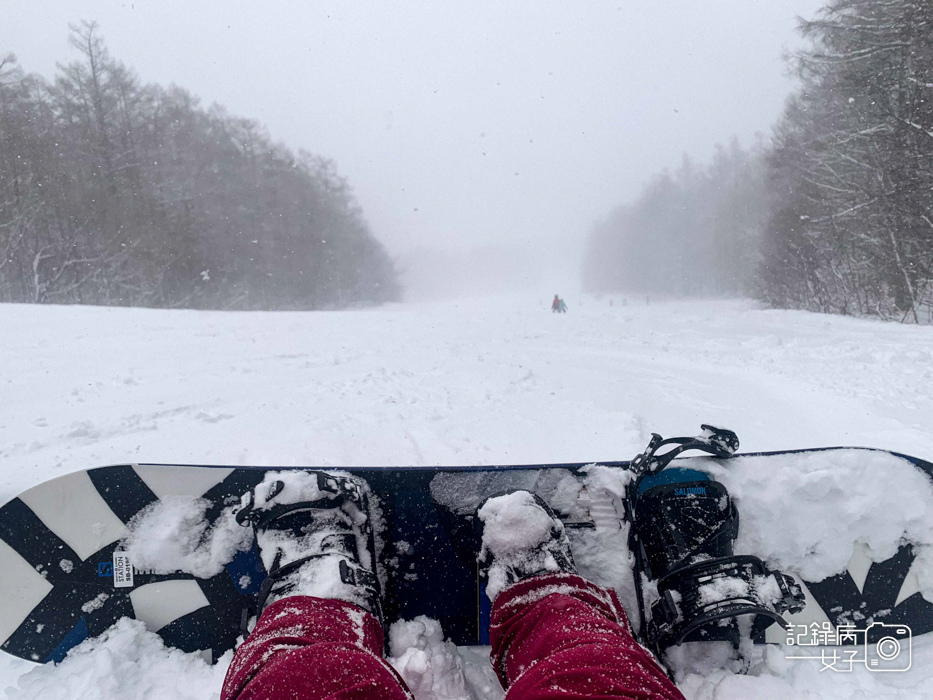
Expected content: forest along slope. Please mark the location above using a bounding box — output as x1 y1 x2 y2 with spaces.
0 293 932 699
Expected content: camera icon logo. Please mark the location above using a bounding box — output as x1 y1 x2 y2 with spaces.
864 623 911 672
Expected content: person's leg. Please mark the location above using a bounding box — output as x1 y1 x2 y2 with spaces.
477 490 683 700
490 573 684 700
221 596 411 700
224 471 412 700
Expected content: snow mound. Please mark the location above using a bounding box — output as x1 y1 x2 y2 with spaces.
121 497 251 578
388 616 476 700
6 618 231 700
697 449 933 598
574 465 638 615
477 491 569 601
478 491 555 556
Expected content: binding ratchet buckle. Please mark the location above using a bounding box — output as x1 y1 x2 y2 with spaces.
647 554 806 653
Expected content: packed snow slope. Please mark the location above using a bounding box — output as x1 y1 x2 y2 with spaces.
1 293 932 699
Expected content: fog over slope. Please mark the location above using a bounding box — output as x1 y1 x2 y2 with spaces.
1 1 827 301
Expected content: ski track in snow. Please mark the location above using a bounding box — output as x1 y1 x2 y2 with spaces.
1 293 933 699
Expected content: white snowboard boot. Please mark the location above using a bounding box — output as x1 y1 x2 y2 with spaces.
237 471 381 626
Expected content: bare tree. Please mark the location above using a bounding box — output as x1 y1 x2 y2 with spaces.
0 24 400 309
760 0 933 322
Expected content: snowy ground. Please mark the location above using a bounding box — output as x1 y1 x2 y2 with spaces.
1 293 932 698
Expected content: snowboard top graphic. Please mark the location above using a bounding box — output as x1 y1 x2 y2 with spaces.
0 446 931 665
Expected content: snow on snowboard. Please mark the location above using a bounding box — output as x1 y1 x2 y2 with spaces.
1 426 931 675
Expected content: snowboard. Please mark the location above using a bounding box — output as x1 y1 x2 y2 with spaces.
0 446 931 666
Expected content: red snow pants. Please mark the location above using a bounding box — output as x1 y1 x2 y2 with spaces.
221 573 684 700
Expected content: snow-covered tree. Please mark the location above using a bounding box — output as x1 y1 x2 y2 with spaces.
760 0 933 322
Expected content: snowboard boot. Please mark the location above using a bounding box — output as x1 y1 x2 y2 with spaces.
476 490 576 601
629 466 804 659
236 471 382 634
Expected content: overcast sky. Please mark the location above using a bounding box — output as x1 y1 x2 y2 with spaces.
2 0 826 297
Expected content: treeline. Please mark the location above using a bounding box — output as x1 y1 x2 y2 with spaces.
761 0 932 322
0 22 400 309
585 0 933 323
583 140 767 297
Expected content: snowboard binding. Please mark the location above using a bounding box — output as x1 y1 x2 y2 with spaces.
235 471 383 636
626 426 805 670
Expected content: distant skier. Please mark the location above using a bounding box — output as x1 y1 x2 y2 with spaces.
559 297 568 313
552 294 561 312
221 475 684 700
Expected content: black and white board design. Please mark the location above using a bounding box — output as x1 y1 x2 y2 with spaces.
0 465 253 663
0 448 931 664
